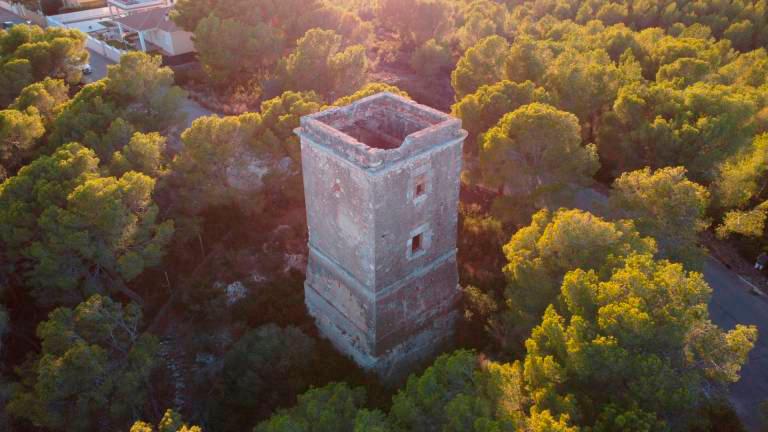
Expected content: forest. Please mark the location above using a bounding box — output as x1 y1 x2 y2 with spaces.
1 0 768 431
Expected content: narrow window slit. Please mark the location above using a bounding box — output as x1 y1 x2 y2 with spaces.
412 233 423 254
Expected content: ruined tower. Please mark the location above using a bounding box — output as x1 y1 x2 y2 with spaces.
295 92 466 379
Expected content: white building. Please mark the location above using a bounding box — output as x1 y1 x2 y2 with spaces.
113 6 194 56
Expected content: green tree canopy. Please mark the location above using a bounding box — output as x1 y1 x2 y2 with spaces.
332 82 409 106
479 103 599 221
104 52 186 130
47 81 122 157
716 203 768 239
10 77 69 125
210 324 315 431
0 143 174 306
130 409 202 432
173 0 370 43
542 48 621 127
8 294 160 432
450 17 766 188
254 382 377 432
712 134 768 239
506 0 768 52
452 79 549 155
504 37 550 85
49 52 185 154
257 350 549 432
175 0 370 88
109 132 167 178
0 107 44 179
192 14 284 88
596 82 759 180
0 59 34 108
714 133 768 210
0 24 87 105
390 350 527 432
451 35 509 100
523 254 757 429
378 0 454 49
467 208 656 349
278 29 367 100
609 166 709 269
455 0 508 50
717 48 768 88
166 91 323 219
458 204 507 297
410 38 452 78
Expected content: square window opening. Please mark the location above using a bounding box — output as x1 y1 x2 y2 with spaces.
415 180 425 197
411 233 423 254
413 173 428 200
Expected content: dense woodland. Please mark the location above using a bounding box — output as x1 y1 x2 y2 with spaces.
2 0 768 430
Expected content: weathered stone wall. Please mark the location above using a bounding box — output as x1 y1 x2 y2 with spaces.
301 139 376 286
296 92 467 381
374 255 460 354
371 138 463 288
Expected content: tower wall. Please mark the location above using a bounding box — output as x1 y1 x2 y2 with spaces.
296 93 466 380
301 139 375 287
371 137 462 288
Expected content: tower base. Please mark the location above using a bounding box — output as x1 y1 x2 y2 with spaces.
305 284 458 383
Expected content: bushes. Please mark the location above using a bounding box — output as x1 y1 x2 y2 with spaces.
410 39 452 77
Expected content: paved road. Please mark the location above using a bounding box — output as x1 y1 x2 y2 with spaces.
83 48 111 82
705 256 768 430
179 94 212 129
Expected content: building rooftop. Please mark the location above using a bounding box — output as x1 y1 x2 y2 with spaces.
296 92 466 170
108 0 166 11
113 6 178 31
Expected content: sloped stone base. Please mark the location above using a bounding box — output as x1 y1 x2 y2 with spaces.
305 284 458 383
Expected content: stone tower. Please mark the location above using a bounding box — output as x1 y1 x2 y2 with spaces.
295 92 466 379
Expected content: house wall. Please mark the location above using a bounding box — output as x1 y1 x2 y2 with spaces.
85 34 125 61
49 6 111 23
145 28 171 53
145 28 193 55
62 0 105 10
169 29 194 54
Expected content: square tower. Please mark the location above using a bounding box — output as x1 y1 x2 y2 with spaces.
295 92 466 380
